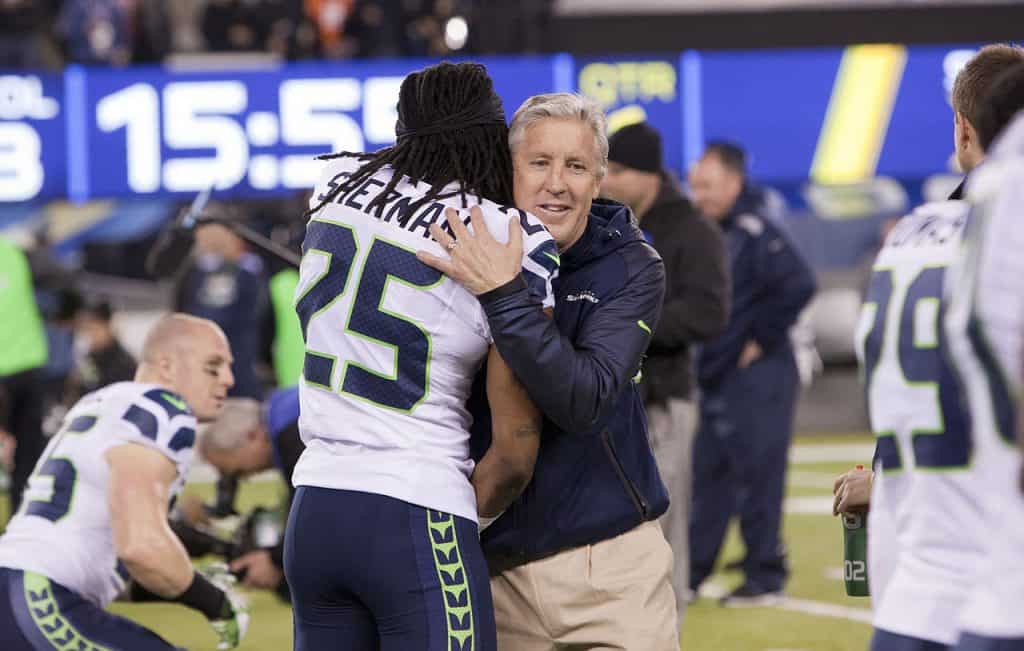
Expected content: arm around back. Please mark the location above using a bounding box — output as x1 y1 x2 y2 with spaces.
472 345 541 519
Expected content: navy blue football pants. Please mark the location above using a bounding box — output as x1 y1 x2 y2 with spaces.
872 628 949 651
956 633 1024 651
0 568 182 650
873 628 1024 650
689 347 798 593
284 486 496 651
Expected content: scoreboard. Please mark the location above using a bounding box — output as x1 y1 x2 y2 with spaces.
0 44 978 203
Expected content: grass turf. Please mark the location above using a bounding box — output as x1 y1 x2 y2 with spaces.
2 434 874 650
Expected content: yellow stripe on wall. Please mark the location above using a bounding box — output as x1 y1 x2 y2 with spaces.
811 44 908 185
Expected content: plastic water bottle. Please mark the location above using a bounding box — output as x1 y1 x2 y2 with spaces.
842 464 870 597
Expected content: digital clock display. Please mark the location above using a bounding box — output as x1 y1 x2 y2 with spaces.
0 46 981 203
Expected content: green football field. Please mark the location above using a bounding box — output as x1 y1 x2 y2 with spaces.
1 433 875 651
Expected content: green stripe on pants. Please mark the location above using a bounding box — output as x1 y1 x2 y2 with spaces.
428 510 475 650
23 572 111 651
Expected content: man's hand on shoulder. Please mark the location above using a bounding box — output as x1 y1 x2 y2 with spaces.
417 206 523 295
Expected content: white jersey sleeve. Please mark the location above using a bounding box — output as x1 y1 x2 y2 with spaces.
0 382 198 607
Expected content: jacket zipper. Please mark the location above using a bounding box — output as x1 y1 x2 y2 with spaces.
601 429 648 517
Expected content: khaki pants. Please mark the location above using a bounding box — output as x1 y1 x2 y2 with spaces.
490 521 679 651
646 398 698 623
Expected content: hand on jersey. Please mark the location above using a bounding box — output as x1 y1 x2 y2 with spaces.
417 206 523 296
832 467 872 515
230 549 284 590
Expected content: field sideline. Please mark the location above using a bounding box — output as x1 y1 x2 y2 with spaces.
0 433 874 651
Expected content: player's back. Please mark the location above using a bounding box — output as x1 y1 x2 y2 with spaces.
0 382 197 607
856 199 988 644
944 119 1024 640
293 156 557 524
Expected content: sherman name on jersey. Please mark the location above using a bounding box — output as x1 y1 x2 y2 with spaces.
855 198 991 645
0 383 197 607
293 155 559 524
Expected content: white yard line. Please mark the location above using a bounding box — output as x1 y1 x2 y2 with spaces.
775 597 873 624
788 470 839 489
698 580 872 625
789 443 874 464
784 496 835 515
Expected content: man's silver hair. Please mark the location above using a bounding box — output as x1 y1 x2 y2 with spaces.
508 93 609 178
199 398 261 454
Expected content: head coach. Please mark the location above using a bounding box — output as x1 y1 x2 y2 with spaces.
418 93 678 650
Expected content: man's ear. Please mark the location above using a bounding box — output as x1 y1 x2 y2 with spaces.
156 353 175 381
956 111 975 149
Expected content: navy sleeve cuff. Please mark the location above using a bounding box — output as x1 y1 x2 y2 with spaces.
478 274 528 306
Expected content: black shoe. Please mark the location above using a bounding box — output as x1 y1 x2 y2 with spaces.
719 583 784 607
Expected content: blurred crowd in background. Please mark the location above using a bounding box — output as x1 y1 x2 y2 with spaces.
0 0 552 69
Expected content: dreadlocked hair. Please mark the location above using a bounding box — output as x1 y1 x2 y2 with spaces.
304 62 515 221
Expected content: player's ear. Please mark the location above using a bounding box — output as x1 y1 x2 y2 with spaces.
157 351 177 384
955 111 974 148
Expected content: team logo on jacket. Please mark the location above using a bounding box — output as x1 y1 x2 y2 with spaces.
565 290 600 304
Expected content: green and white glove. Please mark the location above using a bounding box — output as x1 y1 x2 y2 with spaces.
201 563 250 650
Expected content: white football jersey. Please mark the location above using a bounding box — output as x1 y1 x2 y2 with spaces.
292 157 558 523
0 382 197 607
944 114 1024 639
854 199 985 644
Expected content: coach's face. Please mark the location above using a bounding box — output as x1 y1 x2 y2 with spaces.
513 117 602 252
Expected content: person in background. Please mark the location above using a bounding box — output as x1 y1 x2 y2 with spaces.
833 43 1024 519
193 389 301 593
846 48 1024 651
174 205 271 399
944 63 1024 651
0 314 247 650
0 237 49 523
600 121 730 624
687 141 816 605
56 0 136 66
0 0 58 68
65 300 136 406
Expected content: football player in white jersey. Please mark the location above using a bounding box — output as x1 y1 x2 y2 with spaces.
0 313 247 650
945 65 1024 651
851 45 1024 651
284 62 557 651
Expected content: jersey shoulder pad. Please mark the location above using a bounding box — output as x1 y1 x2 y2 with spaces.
105 383 198 456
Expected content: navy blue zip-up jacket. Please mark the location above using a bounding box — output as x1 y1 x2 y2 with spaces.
697 192 816 389
474 199 670 560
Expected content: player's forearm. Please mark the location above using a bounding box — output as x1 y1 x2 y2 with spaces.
119 529 195 597
472 447 535 518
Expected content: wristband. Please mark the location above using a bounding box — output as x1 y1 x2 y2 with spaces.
174 571 229 621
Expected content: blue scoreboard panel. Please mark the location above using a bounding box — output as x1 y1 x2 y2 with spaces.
0 44 980 203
